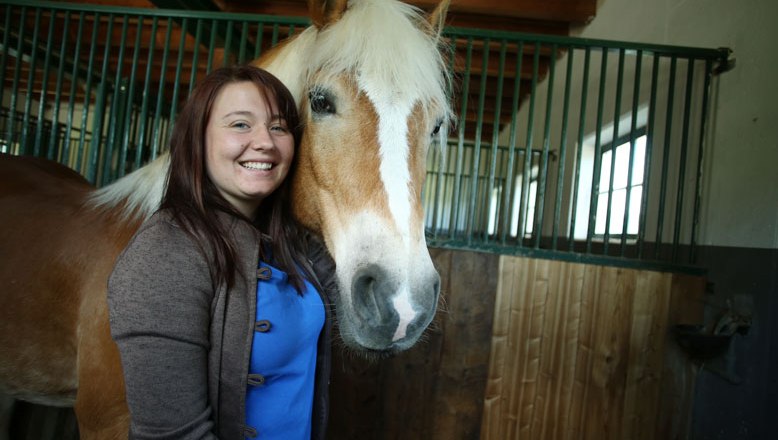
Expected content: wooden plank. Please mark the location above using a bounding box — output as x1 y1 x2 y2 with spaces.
431 250 499 439
582 267 635 440
482 257 705 440
567 261 599 440
539 260 584 439
622 271 672 440
481 255 518 439
505 256 533 439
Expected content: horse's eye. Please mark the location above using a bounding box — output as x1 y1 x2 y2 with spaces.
309 89 336 115
431 119 443 137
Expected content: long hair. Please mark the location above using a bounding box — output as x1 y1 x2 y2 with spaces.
161 65 315 293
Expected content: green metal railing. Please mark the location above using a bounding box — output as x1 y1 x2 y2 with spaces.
0 0 731 270
0 0 307 185
425 28 730 271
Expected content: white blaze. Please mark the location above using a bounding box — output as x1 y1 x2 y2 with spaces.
360 77 419 342
373 98 414 244
392 289 416 342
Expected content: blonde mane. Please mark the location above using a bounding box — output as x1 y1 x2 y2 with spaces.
86 153 169 222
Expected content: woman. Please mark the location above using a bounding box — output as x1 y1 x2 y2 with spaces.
108 65 335 440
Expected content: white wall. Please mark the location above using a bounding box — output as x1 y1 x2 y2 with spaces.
572 0 778 248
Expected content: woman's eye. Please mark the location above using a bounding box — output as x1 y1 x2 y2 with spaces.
231 121 250 129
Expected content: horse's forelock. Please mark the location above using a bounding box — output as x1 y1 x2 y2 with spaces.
309 0 450 116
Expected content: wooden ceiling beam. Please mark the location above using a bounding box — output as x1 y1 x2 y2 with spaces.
410 0 596 24
214 0 595 26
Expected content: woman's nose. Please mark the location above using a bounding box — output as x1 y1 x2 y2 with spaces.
252 126 274 149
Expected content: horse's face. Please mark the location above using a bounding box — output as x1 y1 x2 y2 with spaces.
263 0 451 354
293 73 445 352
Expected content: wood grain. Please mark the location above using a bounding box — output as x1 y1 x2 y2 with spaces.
481 256 705 440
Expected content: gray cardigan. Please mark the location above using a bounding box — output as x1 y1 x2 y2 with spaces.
108 210 335 439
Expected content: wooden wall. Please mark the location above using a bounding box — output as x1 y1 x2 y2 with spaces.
481 256 705 440
328 251 705 440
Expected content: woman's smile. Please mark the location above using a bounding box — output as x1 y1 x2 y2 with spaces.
241 161 274 171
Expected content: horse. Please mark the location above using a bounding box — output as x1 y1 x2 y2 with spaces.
0 0 453 437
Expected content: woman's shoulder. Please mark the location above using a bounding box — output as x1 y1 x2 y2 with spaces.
130 209 195 251
114 209 205 275
108 209 215 303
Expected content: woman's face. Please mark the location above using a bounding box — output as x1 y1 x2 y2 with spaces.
205 81 295 218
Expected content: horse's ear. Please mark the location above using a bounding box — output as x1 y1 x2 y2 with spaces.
308 0 349 28
427 0 451 38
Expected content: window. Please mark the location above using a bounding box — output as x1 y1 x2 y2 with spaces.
573 129 646 240
486 161 539 239
594 133 646 238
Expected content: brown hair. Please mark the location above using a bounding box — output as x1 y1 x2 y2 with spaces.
161 65 314 292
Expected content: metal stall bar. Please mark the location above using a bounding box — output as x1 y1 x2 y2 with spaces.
19 8 41 155
88 13 116 184
47 11 70 161
620 50 644 257
133 16 159 170
61 11 86 166
4 5 25 153
690 58 715 263
655 56 677 259
534 43 558 249
33 9 57 157
449 36 473 239
466 37 490 243
518 42 540 247
149 16 175 161
568 46 591 252
188 19 204 96
602 47 625 253
101 14 130 186
551 45 575 250
484 39 507 243
672 57 696 263
74 11 100 174
585 48 608 254
0 4 10 146
499 40 524 245
637 54 661 259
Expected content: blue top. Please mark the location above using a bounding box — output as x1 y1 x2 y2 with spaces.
245 261 325 439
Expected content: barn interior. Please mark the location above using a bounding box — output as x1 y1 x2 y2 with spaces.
1 0 775 439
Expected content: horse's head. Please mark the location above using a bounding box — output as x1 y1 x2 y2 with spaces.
259 0 451 354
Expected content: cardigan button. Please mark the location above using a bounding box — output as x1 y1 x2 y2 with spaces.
257 266 271 280
243 424 258 438
255 320 272 333
247 373 265 387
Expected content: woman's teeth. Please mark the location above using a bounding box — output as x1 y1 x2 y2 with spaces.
241 162 272 170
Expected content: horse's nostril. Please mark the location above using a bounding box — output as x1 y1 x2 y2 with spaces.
351 265 396 325
354 273 376 296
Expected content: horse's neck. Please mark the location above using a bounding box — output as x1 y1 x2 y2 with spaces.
87 153 169 223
